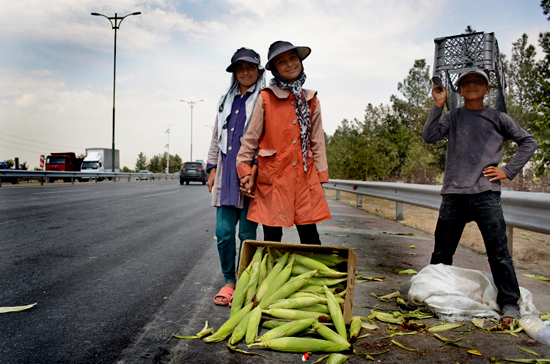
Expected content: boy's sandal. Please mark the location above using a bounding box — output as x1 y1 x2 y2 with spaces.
214 286 234 306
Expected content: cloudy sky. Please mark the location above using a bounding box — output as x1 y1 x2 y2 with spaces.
1 0 548 170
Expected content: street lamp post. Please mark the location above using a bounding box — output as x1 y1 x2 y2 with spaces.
91 11 141 172
180 100 203 162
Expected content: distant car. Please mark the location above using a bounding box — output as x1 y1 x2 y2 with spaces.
136 170 154 180
180 161 207 185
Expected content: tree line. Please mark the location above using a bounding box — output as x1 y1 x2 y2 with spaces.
125 152 183 174
326 2 550 189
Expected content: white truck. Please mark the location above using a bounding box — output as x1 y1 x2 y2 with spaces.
80 148 120 181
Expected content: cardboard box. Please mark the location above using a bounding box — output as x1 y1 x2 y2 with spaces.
238 240 357 324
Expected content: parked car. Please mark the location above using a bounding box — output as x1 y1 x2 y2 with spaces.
136 170 154 180
180 161 207 185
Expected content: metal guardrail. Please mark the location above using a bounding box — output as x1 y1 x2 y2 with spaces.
325 179 550 239
0 170 175 186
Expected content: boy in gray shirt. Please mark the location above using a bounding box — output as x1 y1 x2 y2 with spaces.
423 69 537 324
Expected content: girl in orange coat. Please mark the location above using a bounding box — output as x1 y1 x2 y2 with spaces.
236 41 331 244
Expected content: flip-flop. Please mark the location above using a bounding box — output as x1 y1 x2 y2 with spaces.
214 286 234 306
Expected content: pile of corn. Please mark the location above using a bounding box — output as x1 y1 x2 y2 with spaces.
201 246 359 357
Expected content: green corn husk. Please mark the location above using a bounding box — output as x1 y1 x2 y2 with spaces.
268 296 324 310
292 263 319 276
259 254 268 285
307 277 348 286
327 353 349 364
251 246 265 263
245 306 263 345
294 254 347 278
266 247 274 273
324 285 347 341
230 266 250 317
427 323 464 332
257 317 317 342
312 321 350 347
204 302 253 342
348 316 362 342
244 261 260 305
289 291 326 300
308 254 347 267
256 252 289 303
258 255 295 309
229 311 251 345
259 268 317 310
298 284 326 294
300 303 330 314
248 337 350 353
262 308 331 322
262 320 288 329
368 310 404 325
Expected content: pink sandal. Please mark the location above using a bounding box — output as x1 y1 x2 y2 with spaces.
214 286 234 306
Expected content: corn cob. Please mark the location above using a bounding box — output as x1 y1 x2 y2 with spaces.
308 254 348 267
307 277 347 286
312 321 350 347
266 247 274 273
268 296 324 310
257 317 316 342
257 255 295 309
262 308 331 322
245 306 263 345
294 254 347 278
300 303 330 314
348 316 362 342
260 269 318 309
291 263 321 277
289 291 326 300
262 320 288 329
228 310 251 345
251 246 265 263
259 254 268 284
230 266 250 317
204 302 253 342
327 353 349 364
244 261 260 305
248 337 349 353
324 285 347 341
255 252 289 303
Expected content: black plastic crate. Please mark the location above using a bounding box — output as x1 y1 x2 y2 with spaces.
432 32 507 112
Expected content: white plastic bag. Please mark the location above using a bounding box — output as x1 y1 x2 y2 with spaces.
408 264 537 319
520 315 550 346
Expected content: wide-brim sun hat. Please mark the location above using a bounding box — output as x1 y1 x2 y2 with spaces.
454 69 490 88
265 41 311 70
226 47 262 73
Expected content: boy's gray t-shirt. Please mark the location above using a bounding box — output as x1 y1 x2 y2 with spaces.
423 105 537 195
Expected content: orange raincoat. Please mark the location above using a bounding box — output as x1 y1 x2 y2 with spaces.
236 85 331 227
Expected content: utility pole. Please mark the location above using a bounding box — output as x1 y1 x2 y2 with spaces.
165 125 170 174
180 99 203 161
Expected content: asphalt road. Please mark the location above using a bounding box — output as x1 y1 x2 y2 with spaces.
0 180 215 363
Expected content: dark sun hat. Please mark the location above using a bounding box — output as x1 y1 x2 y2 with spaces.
265 41 311 70
226 47 262 73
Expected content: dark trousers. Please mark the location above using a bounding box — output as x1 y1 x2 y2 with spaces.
263 224 321 245
431 191 520 309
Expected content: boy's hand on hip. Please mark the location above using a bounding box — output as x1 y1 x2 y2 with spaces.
483 166 508 182
432 84 447 108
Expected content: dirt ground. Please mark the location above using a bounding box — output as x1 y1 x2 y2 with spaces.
325 190 550 279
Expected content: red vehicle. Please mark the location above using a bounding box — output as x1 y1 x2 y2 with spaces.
45 152 84 183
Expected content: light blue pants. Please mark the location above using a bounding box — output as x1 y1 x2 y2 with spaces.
216 205 258 283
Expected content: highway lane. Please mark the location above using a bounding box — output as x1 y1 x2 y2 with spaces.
0 181 215 363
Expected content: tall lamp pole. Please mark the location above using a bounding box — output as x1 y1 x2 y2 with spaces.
91 11 141 172
180 100 203 161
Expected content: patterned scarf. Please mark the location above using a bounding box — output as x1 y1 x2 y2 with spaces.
273 70 310 172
